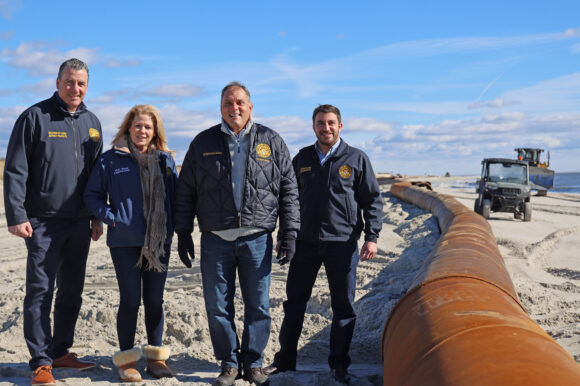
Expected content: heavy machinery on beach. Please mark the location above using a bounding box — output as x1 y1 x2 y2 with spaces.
474 158 532 221
515 148 555 196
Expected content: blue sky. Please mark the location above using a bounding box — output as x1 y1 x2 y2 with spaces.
1 0 579 175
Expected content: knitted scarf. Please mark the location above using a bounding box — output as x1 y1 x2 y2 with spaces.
126 135 167 272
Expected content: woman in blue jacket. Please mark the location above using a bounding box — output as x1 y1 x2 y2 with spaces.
84 105 177 382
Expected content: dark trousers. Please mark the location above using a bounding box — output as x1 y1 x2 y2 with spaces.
24 217 91 370
275 239 359 370
110 245 170 351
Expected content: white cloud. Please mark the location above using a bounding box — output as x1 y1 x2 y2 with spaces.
105 59 141 68
0 0 20 19
90 89 133 104
143 84 203 99
559 27 580 39
0 29 14 39
0 105 25 135
468 98 520 109
22 77 54 96
0 42 100 76
502 72 580 113
363 111 580 174
344 117 397 134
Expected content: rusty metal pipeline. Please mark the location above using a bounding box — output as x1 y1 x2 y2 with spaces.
382 181 580 385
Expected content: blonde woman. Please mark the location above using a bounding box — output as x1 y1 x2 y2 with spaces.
84 105 177 382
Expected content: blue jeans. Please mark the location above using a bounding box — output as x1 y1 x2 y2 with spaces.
110 245 170 351
200 231 272 370
24 217 91 370
275 239 359 370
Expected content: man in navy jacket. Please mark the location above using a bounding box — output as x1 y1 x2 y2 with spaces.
3 58 103 385
266 104 383 384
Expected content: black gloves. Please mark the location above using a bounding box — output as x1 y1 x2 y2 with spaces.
276 236 296 266
176 230 194 268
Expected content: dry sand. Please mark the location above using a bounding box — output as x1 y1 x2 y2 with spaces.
0 176 578 385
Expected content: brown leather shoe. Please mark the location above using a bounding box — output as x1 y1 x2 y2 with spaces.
52 352 95 370
146 359 173 378
31 365 56 385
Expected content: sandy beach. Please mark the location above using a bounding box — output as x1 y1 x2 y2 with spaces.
0 176 579 385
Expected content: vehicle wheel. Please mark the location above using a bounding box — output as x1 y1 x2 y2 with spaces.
474 198 481 214
482 199 491 219
524 202 532 222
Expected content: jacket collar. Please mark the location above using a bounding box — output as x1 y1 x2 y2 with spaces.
220 118 254 138
112 135 159 156
310 138 348 160
52 92 87 116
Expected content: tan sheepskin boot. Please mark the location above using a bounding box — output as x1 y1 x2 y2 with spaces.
142 344 173 378
112 347 142 382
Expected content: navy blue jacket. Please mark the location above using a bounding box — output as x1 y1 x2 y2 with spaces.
293 140 383 243
83 147 178 248
175 123 300 237
3 92 103 226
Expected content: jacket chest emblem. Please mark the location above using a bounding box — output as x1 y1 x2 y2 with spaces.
256 143 271 159
48 131 68 139
114 166 131 175
339 165 352 179
89 128 100 142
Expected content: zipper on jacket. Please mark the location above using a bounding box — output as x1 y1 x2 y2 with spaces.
222 130 246 228
237 127 253 227
70 114 79 182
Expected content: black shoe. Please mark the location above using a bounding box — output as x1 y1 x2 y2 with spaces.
263 361 295 375
243 368 270 385
331 368 351 384
215 367 238 386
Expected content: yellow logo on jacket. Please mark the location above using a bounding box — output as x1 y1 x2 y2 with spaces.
89 128 100 142
256 144 271 159
48 131 67 138
300 166 312 174
339 165 352 179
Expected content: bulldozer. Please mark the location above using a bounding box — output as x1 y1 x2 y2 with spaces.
515 148 555 196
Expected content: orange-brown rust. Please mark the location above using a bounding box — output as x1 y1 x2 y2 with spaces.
382 182 580 385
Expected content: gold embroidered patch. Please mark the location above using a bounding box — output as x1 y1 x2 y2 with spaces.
48 131 67 138
300 166 312 174
256 144 271 158
339 165 352 179
88 128 100 142
203 151 222 156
